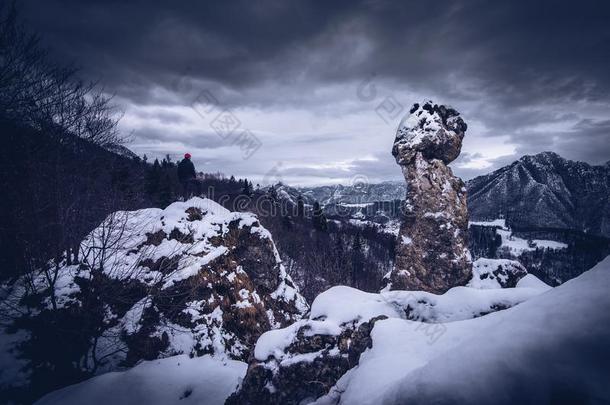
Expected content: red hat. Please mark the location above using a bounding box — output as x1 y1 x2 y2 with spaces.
184 153 191 159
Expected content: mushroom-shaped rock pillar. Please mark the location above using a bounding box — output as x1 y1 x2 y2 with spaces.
388 101 472 293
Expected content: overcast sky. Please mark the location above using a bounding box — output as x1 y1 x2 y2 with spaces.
20 0 610 185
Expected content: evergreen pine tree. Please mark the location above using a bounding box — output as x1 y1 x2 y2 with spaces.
351 231 364 288
158 172 174 207
297 195 305 218
312 201 327 231
145 159 162 198
282 214 292 229
242 178 251 196
333 235 346 283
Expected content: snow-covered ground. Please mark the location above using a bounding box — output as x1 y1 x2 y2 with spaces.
33 257 610 404
496 228 568 254
248 271 552 392
469 218 568 254
35 355 246 405
0 328 29 391
468 219 508 228
337 202 375 208
315 256 610 405
346 217 401 236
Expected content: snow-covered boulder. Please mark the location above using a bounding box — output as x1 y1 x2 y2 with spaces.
468 258 529 289
392 101 467 165
1 198 307 401
228 279 550 404
314 256 610 405
79 198 306 364
389 100 472 293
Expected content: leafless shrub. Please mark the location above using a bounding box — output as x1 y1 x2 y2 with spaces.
0 1 122 146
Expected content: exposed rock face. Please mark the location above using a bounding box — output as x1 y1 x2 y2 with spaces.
3 197 308 398
87 198 307 366
226 287 398 405
392 102 467 165
389 101 472 293
228 282 549 404
226 315 386 405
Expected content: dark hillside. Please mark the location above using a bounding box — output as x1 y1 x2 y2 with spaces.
0 118 150 280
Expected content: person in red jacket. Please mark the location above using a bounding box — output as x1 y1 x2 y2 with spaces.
177 153 197 200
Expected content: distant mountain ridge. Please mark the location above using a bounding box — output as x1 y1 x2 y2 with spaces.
274 181 406 206
273 152 609 238
467 152 610 238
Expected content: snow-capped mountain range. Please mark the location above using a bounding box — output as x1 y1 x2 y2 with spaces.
468 151 610 238
273 152 609 238
267 181 405 207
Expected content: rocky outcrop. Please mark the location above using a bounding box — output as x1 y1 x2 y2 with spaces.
389 101 472 293
2 198 307 400
468 258 528 289
85 198 307 366
226 315 386 405
228 280 550 404
226 287 397 405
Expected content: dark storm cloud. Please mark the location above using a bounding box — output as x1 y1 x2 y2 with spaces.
539 118 610 164
18 0 358 104
275 154 403 183
451 154 519 180
129 109 187 125
20 0 610 105
130 126 228 150
17 0 610 184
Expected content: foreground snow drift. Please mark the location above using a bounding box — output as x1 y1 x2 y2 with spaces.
32 250 610 405
35 355 246 405
316 256 610 405
228 271 552 403
254 280 550 366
